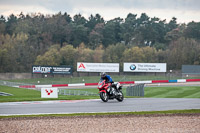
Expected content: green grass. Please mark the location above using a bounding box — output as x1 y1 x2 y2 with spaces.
0 85 99 102
1 85 200 102
145 86 200 98
6 75 200 85
1 85 199 118
0 109 200 119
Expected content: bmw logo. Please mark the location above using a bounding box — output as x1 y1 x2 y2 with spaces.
130 64 136 70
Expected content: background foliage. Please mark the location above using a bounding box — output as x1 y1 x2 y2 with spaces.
0 12 200 72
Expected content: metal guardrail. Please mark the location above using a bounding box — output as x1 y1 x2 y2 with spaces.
126 84 145 96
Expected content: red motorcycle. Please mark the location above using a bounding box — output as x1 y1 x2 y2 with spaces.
97 80 124 102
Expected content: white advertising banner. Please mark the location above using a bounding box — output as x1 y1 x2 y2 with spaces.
41 88 58 98
124 63 167 72
77 62 119 72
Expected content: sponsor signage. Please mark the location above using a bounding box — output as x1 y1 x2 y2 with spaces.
32 66 72 74
124 63 167 72
182 65 200 74
41 88 58 98
77 62 119 72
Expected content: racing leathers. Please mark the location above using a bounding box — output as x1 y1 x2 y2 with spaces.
100 75 113 83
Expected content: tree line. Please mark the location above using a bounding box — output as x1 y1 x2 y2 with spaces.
0 12 200 72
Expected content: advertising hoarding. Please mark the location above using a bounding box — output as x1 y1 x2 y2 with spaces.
32 66 72 74
182 65 200 74
41 88 58 98
124 63 166 72
77 62 119 72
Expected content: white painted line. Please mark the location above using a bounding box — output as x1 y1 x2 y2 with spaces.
0 112 101 116
135 81 152 84
0 99 100 106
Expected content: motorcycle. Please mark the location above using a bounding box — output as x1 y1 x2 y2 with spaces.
97 80 124 102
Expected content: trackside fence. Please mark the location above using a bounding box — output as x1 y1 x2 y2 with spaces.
126 84 145 97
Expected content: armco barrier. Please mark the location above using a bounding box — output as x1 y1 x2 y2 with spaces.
85 83 98 86
169 80 178 83
186 79 200 82
126 84 145 97
52 84 68 87
152 80 169 83
17 79 200 89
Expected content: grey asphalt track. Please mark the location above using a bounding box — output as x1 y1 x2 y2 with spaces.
0 98 200 116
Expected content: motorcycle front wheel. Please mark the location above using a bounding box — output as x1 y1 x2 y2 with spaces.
100 92 108 102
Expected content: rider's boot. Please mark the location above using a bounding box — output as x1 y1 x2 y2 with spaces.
109 86 113 94
115 88 122 96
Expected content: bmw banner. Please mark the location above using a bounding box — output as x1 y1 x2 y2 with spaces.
124 63 166 72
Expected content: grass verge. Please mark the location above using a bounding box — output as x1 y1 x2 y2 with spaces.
145 86 200 98
1 85 200 102
1 109 200 119
0 85 99 102
6 75 200 85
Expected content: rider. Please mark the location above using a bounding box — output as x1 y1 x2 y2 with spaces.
100 72 113 84
100 72 117 95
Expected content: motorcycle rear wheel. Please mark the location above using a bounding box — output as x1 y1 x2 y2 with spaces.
116 91 124 102
100 92 108 102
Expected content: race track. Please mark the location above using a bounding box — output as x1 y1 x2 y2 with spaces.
0 98 200 116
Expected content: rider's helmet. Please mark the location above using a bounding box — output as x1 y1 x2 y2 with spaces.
100 72 106 78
